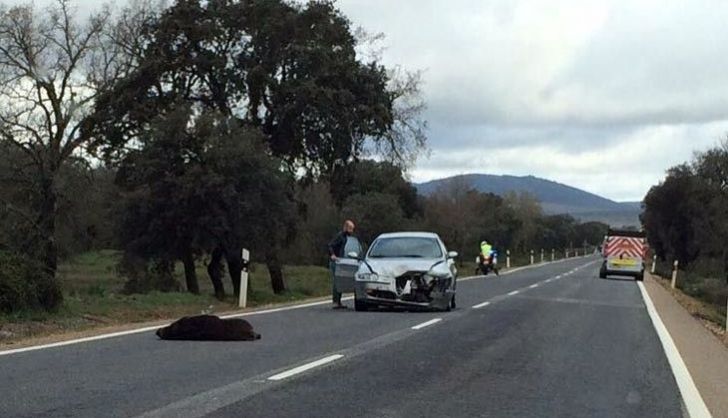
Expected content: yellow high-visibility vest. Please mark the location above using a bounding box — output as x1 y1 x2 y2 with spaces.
480 243 492 257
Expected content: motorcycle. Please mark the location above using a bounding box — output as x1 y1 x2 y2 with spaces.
475 252 500 276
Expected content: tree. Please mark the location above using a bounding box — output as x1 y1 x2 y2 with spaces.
342 192 406 245
116 107 295 297
0 0 135 309
90 0 426 293
504 191 543 253
330 160 420 217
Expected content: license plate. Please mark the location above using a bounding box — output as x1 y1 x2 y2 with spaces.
611 258 637 266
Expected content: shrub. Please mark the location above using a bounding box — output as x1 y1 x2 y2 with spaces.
0 251 63 313
118 254 181 294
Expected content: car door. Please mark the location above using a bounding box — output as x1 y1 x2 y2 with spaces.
334 236 363 293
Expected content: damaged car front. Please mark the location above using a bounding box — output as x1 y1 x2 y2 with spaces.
351 232 458 312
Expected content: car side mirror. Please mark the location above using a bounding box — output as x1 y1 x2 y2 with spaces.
447 251 458 259
347 251 360 259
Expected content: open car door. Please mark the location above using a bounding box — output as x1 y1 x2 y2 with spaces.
334 236 363 294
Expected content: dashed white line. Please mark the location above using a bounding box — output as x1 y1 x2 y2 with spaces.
529 284 539 289
507 290 520 296
411 318 442 330
268 354 344 381
472 301 491 309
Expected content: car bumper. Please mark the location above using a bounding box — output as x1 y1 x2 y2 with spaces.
354 281 453 310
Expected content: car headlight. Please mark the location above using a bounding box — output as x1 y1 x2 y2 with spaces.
356 273 391 282
356 272 379 282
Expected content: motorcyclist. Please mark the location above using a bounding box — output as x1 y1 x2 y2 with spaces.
478 239 500 276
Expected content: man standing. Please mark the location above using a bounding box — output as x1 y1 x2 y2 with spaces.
328 220 355 309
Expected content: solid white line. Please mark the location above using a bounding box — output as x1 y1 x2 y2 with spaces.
267 354 344 381
411 318 442 330
507 290 519 296
637 282 712 418
472 301 491 309
0 296 355 357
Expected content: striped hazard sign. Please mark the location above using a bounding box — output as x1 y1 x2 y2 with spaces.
604 236 646 258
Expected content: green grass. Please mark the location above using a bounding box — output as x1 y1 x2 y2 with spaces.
0 250 331 345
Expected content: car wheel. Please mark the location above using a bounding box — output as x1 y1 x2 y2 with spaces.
599 264 607 279
636 271 644 281
354 298 369 312
450 295 456 310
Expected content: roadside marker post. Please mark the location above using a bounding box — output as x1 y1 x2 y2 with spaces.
651 254 657 274
506 250 511 269
540 249 544 263
239 249 250 308
565 248 569 258
551 249 555 262
671 260 679 289
530 250 534 265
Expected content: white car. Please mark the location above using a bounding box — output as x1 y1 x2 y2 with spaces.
334 232 458 311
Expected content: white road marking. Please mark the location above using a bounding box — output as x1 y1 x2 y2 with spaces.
472 301 491 309
507 290 520 296
411 318 442 330
0 296 355 357
529 284 539 289
637 282 712 418
267 354 344 381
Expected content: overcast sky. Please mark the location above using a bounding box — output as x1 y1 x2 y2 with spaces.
334 0 728 201
17 0 728 201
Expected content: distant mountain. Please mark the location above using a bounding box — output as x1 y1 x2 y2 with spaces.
416 174 641 227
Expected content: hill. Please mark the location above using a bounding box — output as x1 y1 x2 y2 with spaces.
416 174 641 227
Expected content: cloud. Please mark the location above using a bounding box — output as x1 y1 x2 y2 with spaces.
337 0 728 200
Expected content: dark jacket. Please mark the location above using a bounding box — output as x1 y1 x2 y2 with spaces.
328 231 349 258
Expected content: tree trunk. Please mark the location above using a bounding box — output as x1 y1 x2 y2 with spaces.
225 248 242 297
267 250 286 294
35 174 63 310
38 175 58 274
207 247 225 300
182 249 200 294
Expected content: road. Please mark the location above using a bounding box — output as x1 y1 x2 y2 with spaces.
0 256 686 418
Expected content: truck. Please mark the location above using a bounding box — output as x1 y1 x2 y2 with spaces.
599 229 647 281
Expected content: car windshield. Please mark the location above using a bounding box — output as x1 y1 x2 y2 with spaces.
368 237 442 259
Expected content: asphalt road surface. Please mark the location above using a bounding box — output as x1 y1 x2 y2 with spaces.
0 256 686 418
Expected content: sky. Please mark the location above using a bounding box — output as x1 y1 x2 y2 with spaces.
15 0 728 201
333 0 728 201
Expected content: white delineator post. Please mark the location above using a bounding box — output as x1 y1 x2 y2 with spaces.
540 249 544 263
506 250 511 269
530 250 534 265
671 260 679 289
651 254 657 274
551 249 555 262
239 248 250 308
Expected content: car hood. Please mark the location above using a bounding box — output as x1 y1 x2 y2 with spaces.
363 258 451 278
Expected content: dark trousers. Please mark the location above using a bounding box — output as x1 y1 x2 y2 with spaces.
329 261 342 304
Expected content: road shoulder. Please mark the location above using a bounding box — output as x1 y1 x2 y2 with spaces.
644 273 728 418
